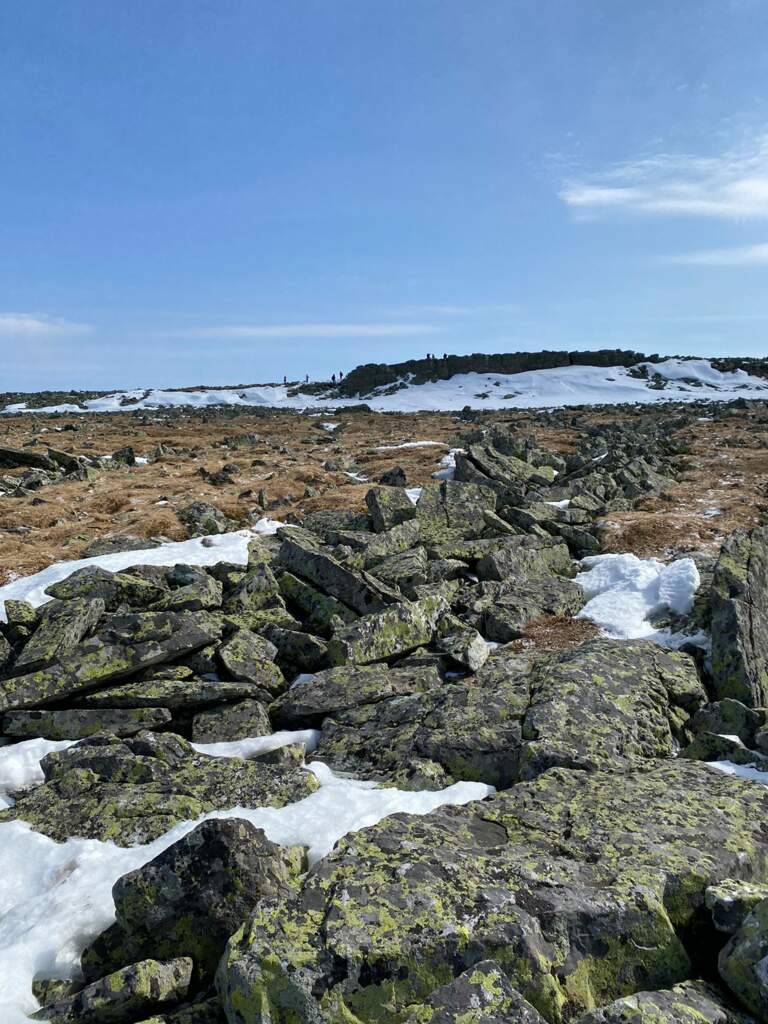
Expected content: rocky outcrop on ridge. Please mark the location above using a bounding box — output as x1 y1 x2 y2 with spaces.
5 415 768 1024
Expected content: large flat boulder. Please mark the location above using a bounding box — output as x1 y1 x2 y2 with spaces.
219 761 768 1024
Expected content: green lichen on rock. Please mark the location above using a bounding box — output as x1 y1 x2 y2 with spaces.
218 760 768 1024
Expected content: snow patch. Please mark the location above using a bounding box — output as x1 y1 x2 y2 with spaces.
575 552 700 643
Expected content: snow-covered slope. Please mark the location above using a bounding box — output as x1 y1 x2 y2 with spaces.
4 359 767 415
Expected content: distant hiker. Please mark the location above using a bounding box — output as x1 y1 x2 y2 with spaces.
443 352 448 360
332 373 336 384
339 370 344 380
305 373 309 383
283 375 287 384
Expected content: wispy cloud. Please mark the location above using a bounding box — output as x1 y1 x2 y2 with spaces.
164 322 440 340
386 304 519 318
666 242 768 266
0 313 92 336
561 133 768 219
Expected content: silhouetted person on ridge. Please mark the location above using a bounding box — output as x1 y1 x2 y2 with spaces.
332 373 336 385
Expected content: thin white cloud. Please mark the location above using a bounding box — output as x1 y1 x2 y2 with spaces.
666 242 768 266
561 133 768 219
165 322 440 340
0 313 92 336
386 304 520 317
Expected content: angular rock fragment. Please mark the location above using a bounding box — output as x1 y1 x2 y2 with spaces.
711 527 768 706
0 612 220 711
278 571 358 636
2 706 172 739
1 730 318 843
574 981 751 1024
89 820 304 984
719 898 768 1018
365 486 417 532
31 956 192 1023
217 630 284 695
706 879 768 934
153 575 223 612
13 596 104 672
476 535 572 581
191 698 272 742
328 594 448 665
77 678 264 710
271 662 442 727
402 960 547 1024
277 530 401 615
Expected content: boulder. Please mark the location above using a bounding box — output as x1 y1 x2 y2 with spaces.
0 612 220 711
365 487 417 532
1 707 172 740
706 879 768 934
719 898 768 1018
217 630 284 696
328 594 448 665
177 502 232 537
271 663 442 728
711 527 768 706
219 761 768 1024
87 820 304 984
277 530 401 614
1 730 318 844
475 536 572 582
278 572 358 637
402 961 547 1024
574 981 751 1024
32 957 192 1023
191 699 272 743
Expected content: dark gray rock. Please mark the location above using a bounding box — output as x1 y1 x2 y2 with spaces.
32 956 192 1023
1 706 172 739
711 527 768 707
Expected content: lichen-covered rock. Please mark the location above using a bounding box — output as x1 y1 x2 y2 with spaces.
0 612 220 711
470 575 586 642
402 960 547 1024
271 663 442 728
224 563 281 615
706 880 768 935
719 898 768 1018
278 572 358 637
219 761 768 1024
369 546 429 596
32 956 193 1023
1 706 172 739
415 480 497 545
191 699 272 742
277 530 401 614
266 626 329 676
573 981 752 1024
13 596 105 672
217 630 284 696
327 594 448 665
78 677 266 710
365 487 417 532
518 639 706 779
177 501 232 537
153 575 223 612
689 699 767 745
85 820 305 985
476 536 573 582
711 527 768 706
44 566 166 609
1 731 318 844
435 614 489 672
315 640 703 787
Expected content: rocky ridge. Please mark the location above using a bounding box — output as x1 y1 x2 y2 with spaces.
4 415 768 1023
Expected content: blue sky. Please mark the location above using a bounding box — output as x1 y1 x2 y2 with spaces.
3 1 768 390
